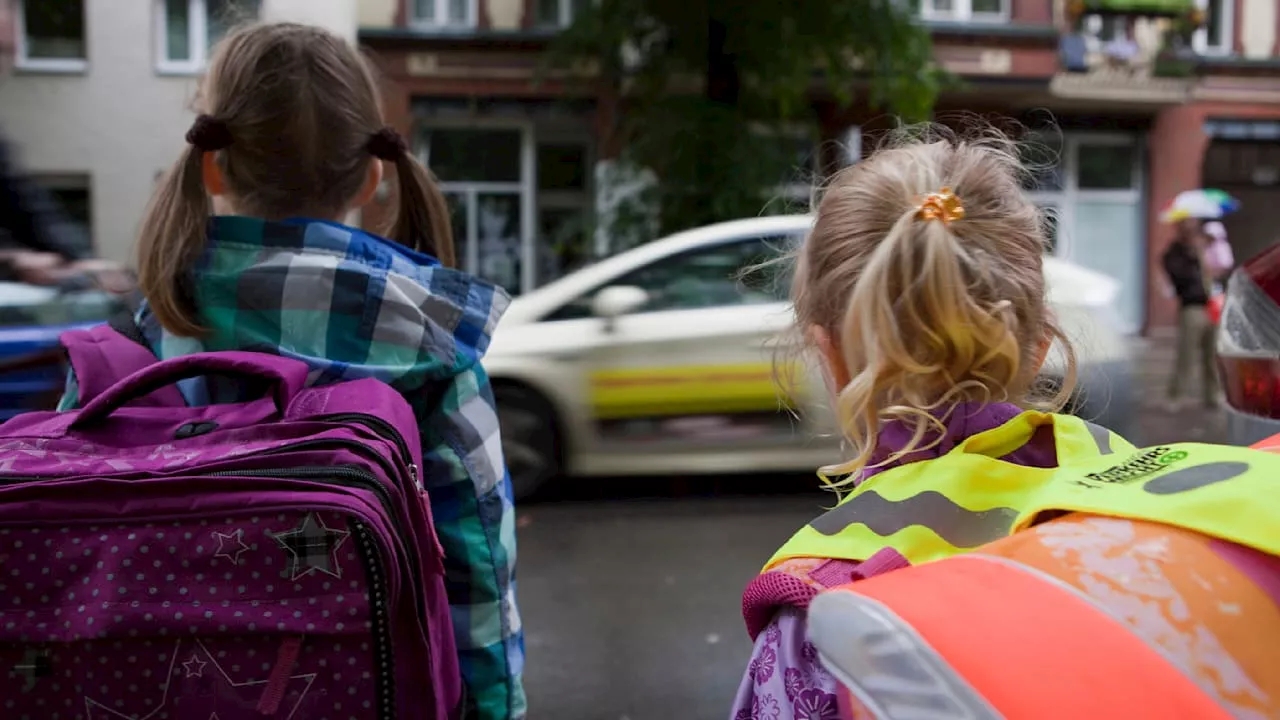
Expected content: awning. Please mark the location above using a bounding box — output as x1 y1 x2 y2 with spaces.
1080 0 1195 17
1204 119 1280 141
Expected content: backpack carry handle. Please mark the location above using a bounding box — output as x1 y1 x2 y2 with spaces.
71 351 310 428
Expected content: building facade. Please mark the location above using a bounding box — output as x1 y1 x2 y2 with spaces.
359 0 1280 333
0 0 359 264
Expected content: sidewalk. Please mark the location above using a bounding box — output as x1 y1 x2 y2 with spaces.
1128 330 1228 447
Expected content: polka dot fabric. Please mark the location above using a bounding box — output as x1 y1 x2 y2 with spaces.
0 511 385 719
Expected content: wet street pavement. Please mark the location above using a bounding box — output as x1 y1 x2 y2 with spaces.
515 335 1232 719
518 479 822 720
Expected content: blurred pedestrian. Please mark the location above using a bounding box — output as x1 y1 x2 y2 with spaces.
1162 217 1219 409
732 127 1133 720
1202 220 1234 288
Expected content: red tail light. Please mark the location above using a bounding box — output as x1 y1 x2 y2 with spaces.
1219 243 1280 420
1219 355 1280 419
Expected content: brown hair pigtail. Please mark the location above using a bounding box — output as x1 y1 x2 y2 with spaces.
136 145 212 337
389 153 456 269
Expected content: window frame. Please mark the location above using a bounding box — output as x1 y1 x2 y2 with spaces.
408 0 479 32
15 0 88 74
533 0 591 28
542 234 796 322
918 0 1010 24
1191 0 1234 56
1023 132 1142 260
418 121 536 292
155 0 258 74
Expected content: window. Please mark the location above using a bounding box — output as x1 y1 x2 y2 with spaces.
157 0 261 73
547 237 793 321
422 127 527 294
15 0 86 72
917 0 1008 23
1192 0 1233 56
534 0 592 27
1020 133 1064 193
1076 144 1135 190
410 0 475 30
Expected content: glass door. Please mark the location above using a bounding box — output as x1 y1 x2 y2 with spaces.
420 126 531 296
1068 136 1144 334
1022 131 1145 333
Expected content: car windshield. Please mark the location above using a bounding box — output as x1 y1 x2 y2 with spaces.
0 282 128 328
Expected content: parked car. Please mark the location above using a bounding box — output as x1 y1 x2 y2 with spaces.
0 280 131 420
1217 242 1280 445
485 216 1137 498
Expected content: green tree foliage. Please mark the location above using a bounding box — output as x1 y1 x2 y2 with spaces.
547 0 947 239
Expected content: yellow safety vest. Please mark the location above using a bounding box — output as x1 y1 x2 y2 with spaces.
767 411 1280 571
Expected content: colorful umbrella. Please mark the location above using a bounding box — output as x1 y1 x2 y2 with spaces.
1202 188 1242 213
1160 189 1241 223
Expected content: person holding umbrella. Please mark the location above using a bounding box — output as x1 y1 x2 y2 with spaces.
1160 189 1238 409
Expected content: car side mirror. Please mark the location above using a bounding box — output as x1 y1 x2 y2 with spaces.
591 285 649 330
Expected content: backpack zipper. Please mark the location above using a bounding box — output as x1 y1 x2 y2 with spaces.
319 413 422 493
355 520 397 720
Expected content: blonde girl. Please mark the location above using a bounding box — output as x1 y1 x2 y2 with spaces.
732 127 1093 720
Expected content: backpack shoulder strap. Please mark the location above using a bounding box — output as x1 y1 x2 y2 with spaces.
60 311 184 407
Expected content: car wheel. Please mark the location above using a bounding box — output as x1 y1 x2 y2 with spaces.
494 384 561 500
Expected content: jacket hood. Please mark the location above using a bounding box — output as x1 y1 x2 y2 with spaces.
139 216 509 397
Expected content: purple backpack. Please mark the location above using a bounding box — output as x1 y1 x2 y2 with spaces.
0 324 462 719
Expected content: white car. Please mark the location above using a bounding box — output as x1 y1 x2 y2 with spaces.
485 216 1136 498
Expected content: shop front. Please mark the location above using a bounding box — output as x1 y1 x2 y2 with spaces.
413 99 598 297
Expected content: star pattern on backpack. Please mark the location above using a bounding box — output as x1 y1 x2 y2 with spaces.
182 654 207 678
212 528 251 564
84 642 182 720
269 512 351 581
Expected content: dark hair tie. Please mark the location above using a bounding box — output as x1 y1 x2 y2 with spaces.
186 114 234 152
367 126 407 161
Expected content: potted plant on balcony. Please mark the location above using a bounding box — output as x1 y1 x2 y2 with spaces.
1152 4 1204 77
1069 0 1196 20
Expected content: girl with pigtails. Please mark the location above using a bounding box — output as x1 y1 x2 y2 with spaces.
58 22 525 720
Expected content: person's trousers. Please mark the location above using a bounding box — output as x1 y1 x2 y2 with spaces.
1168 305 1218 405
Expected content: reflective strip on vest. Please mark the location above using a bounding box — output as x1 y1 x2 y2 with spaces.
767 411 1280 571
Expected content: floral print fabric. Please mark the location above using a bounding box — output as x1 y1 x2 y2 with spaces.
729 607 840 720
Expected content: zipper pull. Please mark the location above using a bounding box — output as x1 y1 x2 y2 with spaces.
409 463 423 493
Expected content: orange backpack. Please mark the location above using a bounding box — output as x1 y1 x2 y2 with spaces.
807 435 1280 720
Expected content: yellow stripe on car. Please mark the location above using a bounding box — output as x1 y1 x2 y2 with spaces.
589 362 798 419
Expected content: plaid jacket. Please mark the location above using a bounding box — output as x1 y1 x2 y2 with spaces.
61 216 526 719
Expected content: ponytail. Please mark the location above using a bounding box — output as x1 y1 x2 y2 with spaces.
794 131 1078 487
136 145 212 338
382 152 456 269
825 207 1026 482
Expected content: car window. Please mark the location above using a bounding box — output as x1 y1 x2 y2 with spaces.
546 235 796 321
